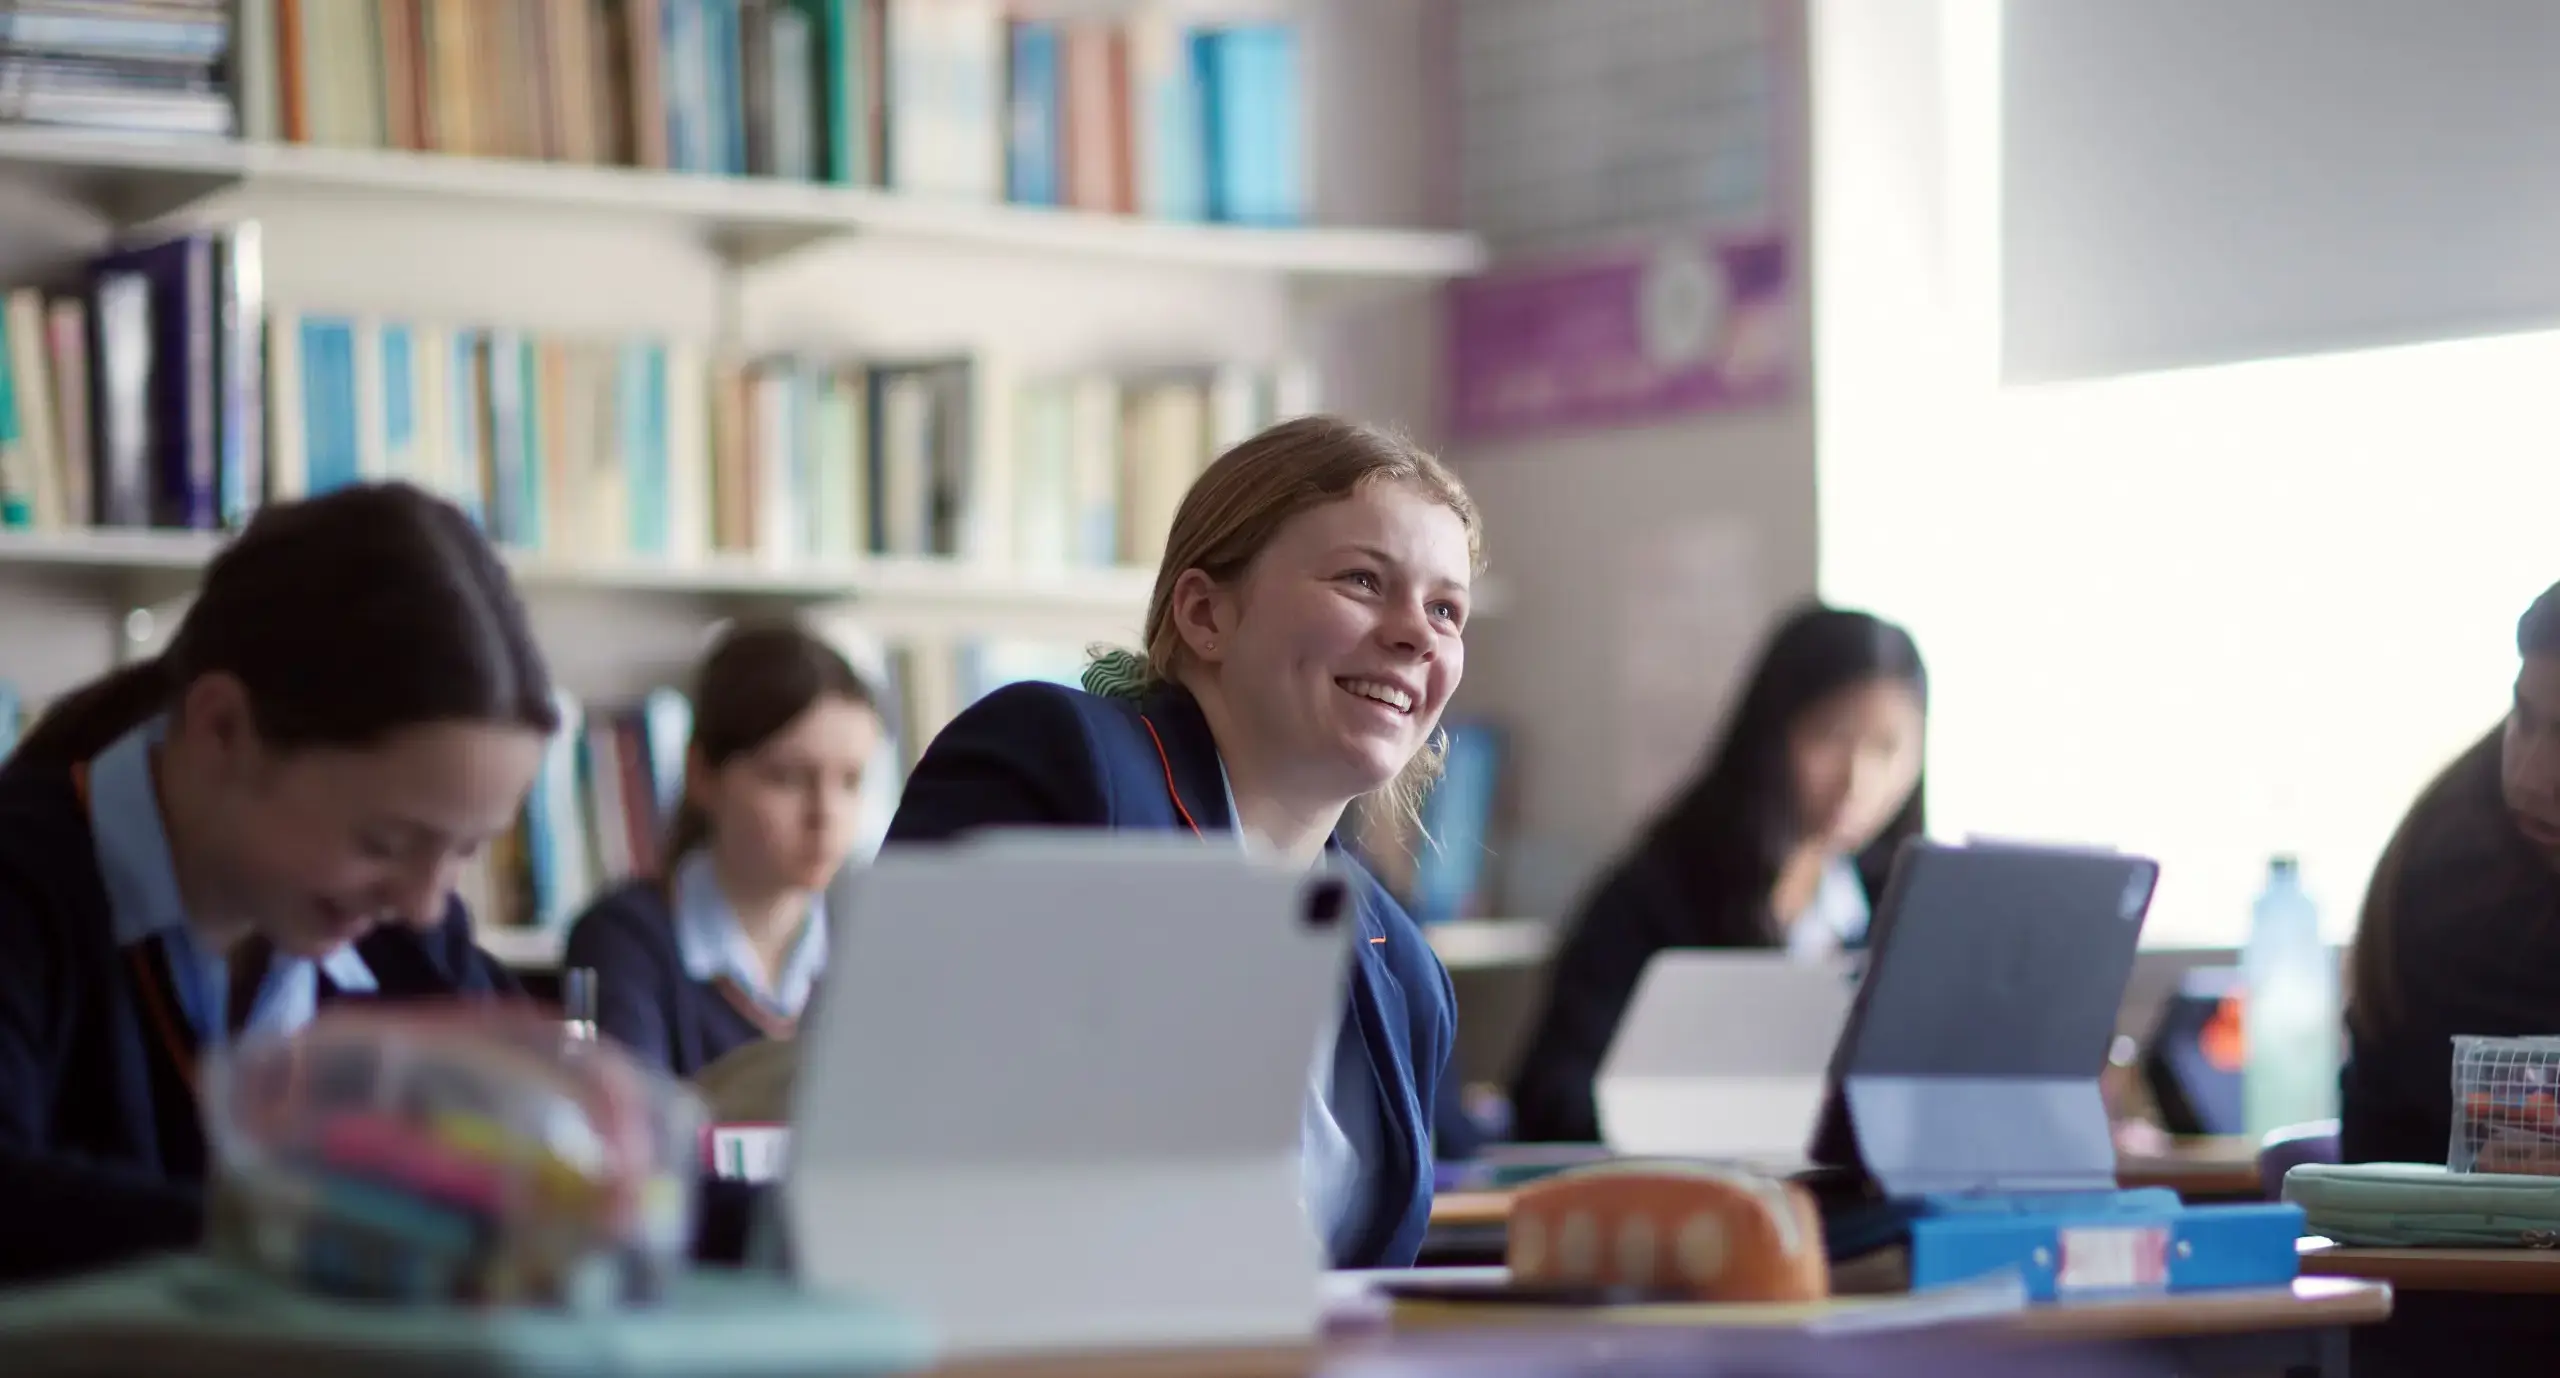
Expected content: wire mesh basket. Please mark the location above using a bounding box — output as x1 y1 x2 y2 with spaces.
2451 1035 2560 1175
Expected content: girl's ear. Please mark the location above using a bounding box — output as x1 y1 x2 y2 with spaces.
1165 568 1236 667
176 671 268 785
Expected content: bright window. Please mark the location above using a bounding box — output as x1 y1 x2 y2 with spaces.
1823 330 2560 944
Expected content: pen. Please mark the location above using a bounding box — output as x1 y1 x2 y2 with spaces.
563 967 598 1044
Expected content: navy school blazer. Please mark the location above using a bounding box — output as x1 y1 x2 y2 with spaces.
0 758 757 1285
563 880 776 1079
883 680 1456 1269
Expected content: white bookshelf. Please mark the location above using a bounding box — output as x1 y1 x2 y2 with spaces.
0 526 1160 625
0 109 1473 657
0 127 1486 290
0 0 1475 957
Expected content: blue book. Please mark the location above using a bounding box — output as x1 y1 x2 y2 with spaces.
215 224 264 530
297 317 359 495
483 333 528 546
1196 25 1304 225
711 0 747 175
448 331 486 527
622 343 671 557
513 340 543 550
1006 20 1063 206
379 322 415 480
665 0 711 173
92 234 219 528
1134 18 1207 220
1409 721 1505 925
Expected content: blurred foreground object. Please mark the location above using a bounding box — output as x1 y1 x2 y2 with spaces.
693 1033 800 1125
202 1003 704 1310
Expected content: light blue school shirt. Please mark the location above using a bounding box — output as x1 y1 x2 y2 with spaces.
1212 759 1377 1263
671 850 829 1018
1783 855 1872 962
88 716 375 1045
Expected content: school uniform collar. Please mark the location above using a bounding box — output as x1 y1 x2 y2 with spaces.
1136 684 1236 835
87 717 376 1029
671 850 828 1017
90 717 197 953
1138 683 1361 860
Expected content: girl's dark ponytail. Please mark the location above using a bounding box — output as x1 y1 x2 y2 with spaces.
9 482 556 780
7 658 178 774
660 799 713 877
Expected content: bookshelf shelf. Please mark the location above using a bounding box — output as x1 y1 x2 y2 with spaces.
0 127 1487 289
0 527 1156 626
1427 916 1559 971
0 126 238 223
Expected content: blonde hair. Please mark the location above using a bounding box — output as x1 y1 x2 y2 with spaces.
1084 413 1486 838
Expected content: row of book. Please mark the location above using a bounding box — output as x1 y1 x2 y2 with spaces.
0 227 1315 572
0 1 231 138
251 0 1307 225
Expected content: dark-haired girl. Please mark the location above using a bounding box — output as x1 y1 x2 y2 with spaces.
563 622 881 1079
1507 603 1929 1145
0 482 561 1284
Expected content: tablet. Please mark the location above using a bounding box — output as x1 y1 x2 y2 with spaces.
1596 951 1855 1165
1808 839 2159 1196
786 833 1357 1354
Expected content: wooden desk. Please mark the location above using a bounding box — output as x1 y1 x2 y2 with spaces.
1430 1136 2266 1241
1426 1189 1511 1231
2000 1276 2387 1343
928 1278 2392 1378
2299 1237 2560 1294
2114 1136 2261 1199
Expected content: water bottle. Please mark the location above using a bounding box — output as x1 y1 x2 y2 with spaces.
2240 855 2340 1138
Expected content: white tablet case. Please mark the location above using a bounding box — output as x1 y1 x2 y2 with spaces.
1595 950 1856 1167
786 834 1355 1357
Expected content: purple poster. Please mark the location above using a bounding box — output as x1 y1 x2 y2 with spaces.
1446 234 1795 442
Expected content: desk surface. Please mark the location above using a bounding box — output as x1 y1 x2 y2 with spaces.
928 1277 2389 1377
2114 1136 2261 1196
2299 1237 2560 1294
1434 1138 2263 1233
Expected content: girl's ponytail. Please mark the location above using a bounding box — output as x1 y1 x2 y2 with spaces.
7 658 179 774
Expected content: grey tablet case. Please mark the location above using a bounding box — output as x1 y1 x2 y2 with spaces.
1808 839 2160 1197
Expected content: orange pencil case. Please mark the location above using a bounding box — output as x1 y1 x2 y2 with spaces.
1505 1161 1831 1302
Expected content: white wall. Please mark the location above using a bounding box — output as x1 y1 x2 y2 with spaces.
1807 0 2000 619
2003 0 2560 381
1816 0 2560 946
1445 0 1818 928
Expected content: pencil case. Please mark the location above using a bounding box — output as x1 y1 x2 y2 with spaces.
0 1254 935 1378
2283 1161 2560 1247
1506 1160 1831 1301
